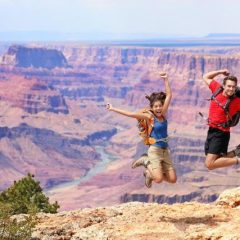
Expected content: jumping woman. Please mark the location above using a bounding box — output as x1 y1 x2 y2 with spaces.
106 72 177 188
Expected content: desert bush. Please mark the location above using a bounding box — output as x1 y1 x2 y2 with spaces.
0 202 37 240
0 173 59 214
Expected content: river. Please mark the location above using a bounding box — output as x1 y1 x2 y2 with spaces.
45 145 117 194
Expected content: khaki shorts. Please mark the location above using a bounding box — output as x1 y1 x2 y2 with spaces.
148 145 175 173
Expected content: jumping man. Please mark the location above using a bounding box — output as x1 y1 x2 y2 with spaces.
203 69 240 170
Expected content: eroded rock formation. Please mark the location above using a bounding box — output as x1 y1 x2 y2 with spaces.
1 45 68 69
31 187 240 240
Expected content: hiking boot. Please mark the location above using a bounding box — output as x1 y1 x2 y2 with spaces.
143 170 153 188
234 144 240 157
131 153 149 169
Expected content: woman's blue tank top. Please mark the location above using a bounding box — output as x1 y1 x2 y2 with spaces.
150 117 168 148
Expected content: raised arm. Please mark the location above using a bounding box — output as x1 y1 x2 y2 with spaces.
106 104 151 120
203 69 229 86
160 72 172 116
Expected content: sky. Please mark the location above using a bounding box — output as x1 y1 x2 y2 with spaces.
1 0 240 40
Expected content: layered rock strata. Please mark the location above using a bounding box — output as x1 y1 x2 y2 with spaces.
1 45 68 69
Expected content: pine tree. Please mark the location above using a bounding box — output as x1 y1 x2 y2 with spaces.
0 173 60 214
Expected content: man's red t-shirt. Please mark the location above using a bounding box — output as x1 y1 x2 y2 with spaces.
208 80 240 132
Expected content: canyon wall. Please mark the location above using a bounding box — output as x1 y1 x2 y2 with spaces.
0 44 240 210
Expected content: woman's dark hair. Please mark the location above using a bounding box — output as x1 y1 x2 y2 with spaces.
223 75 238 85
145 92 166 108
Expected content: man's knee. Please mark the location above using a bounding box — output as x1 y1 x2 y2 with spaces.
205 159 214 170
205 153 219 170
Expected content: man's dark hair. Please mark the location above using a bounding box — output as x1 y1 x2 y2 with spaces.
223 75 238 85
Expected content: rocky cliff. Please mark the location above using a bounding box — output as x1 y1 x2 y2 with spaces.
30 187 240 240
0 71 69 114
1 45 68 69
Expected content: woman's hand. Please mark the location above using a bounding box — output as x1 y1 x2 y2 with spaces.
159 72 168 80
106 103 113 110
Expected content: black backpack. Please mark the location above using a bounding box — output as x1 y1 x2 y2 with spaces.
236 86 240 97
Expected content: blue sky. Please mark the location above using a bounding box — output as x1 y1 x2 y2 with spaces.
1 0 240 40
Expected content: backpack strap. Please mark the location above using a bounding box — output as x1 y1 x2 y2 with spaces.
143 109 154 137
223 95 235 122
210 86 224 100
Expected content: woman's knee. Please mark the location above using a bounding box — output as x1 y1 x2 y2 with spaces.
148 167 163 183
153 176 163 183
165 169 177 183
168 176 177 183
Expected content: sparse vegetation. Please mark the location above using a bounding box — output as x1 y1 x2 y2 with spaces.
0 173 60 239
0 202 37 240
0 173 59 214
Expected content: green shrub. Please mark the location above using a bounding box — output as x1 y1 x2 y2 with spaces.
0 202 37 240
0 173 60 214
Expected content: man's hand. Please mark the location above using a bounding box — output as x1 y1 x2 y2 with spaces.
203 69 230 86
219 69 230 76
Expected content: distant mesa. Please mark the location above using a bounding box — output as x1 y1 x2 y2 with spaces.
206 33 240 38
0 45 68 69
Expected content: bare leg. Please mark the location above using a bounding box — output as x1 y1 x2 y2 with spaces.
226 150 236 158
146 166 177 184
205 153 238 170
164 169 177 183
146 167 164 183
